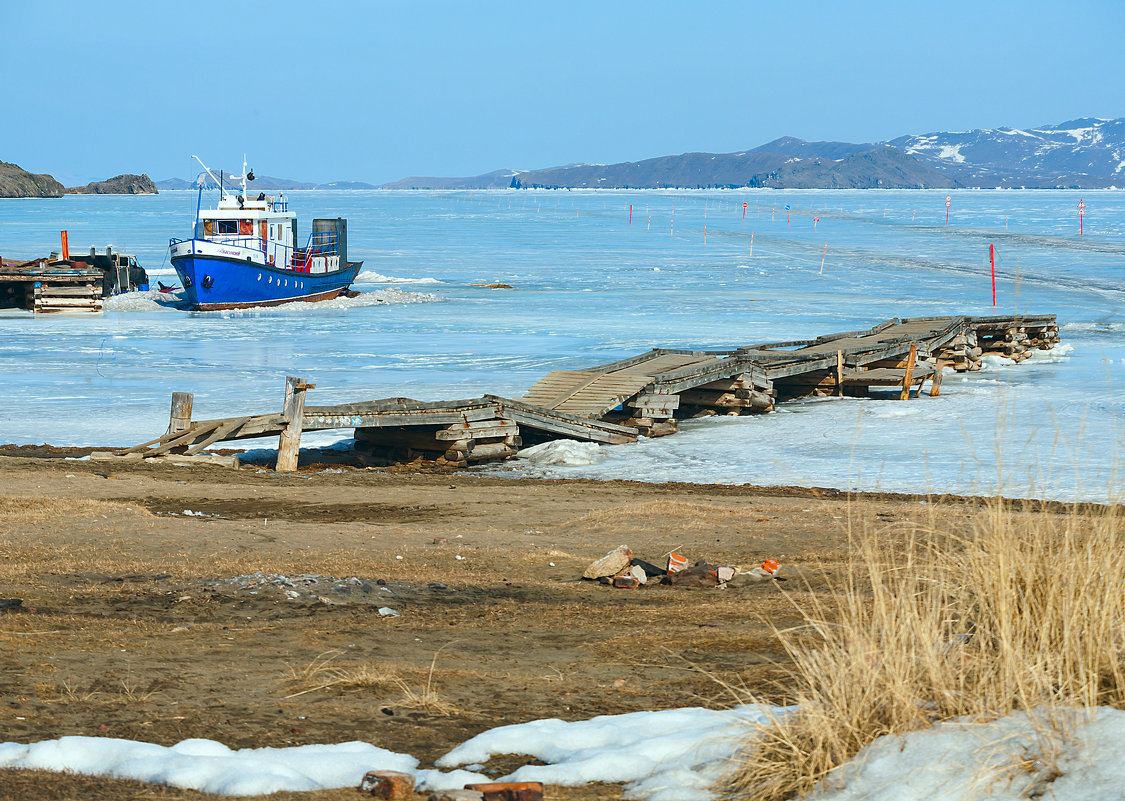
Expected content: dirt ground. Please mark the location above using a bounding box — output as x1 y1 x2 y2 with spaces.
0 450 984 800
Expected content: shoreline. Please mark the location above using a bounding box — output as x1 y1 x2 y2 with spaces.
0 441 1110 799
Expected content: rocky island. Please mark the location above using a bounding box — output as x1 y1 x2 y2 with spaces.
66 173 157 194
0 161 157 197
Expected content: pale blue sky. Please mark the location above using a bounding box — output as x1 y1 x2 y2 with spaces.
4 0 1122 185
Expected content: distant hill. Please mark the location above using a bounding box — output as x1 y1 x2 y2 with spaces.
155 174 376 190
888 117 1125 188
377 169 520 190
0 161 64 198
67 174 157 194
509 145 955 190
382 116 1125 190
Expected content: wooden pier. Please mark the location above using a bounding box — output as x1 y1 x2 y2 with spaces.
96 314 1060 470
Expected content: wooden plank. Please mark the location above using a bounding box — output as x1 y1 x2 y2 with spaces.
143 422 220 457
434 423 518 441
185 416 253 455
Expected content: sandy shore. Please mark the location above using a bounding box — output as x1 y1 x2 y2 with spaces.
0 451 987 799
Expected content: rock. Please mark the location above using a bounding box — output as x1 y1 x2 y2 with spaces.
378 607 400 617
630 558 665 578
660 563 720 587
430 792 484 801
359 770 414 799
726 567 775 587
716 566 736 583
627 564 648 584
0 599 23 613
583 545 633 579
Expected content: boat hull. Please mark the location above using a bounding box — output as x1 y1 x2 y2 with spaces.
171 253 362 311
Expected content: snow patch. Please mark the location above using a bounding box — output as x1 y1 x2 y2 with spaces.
516 440 605 466
937 145 966 163
811 708 1125 801
355 271 444 285
438 704 787 801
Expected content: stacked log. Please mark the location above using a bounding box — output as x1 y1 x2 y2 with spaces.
675 375 777 416
354 416 521 467
620 393 679 437
935 329 983 372
1026 322 1061 350
976 323 1032 363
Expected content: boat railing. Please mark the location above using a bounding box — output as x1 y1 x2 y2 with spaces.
170 231 340 273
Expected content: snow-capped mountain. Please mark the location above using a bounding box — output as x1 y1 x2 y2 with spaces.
886 118 1125 188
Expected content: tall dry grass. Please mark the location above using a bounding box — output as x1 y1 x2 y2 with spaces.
724 498 1125 800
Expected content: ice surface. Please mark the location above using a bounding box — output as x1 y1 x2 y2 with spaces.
1 189 1123 500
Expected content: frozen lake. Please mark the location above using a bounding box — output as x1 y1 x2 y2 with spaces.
1 188 1122 500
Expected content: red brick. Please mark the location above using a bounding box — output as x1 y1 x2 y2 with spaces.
359 770 415 800
464 781 544 801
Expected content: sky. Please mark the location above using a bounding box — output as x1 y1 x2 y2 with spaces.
3 0 1123 185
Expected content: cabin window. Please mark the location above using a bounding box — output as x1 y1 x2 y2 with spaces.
217 220 238 235
239 219 253 236
204 220 216 237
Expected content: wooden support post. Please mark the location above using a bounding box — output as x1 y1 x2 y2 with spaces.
166 392 193 435
835 350 844 397
899 345 917 401
277 376 315 472
929 358 944 397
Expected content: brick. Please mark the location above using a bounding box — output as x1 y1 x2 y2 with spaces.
359 770 415 800
464 781 544 801
612 575 640 589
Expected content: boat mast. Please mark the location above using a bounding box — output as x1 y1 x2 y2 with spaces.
191 155 223 197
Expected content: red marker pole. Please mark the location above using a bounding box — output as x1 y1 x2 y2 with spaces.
629 204 632 225
990 243 996 306
1078 199 1085 236
945 195 951 226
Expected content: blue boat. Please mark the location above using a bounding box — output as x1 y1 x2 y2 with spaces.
169 157 362 310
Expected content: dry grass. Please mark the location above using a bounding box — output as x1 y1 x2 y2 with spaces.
285 649 460 715
0 496 152 524
724 498 1125 800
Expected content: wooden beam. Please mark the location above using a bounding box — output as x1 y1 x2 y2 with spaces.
835 350 844 397
185 416 253 455
899 345 917 401
166 392 193 435
277 376 315 472
930 359 944 397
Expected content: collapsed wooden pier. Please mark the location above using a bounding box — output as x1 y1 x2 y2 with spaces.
96 314 1060 470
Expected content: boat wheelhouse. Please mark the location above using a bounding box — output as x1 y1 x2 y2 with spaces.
169 156 362 310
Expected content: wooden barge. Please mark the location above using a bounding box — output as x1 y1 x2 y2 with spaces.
97 314 1060 471
1 233 148 313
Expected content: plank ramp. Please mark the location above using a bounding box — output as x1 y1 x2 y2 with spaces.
520 352 723 417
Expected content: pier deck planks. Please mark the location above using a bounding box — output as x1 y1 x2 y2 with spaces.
107 315 1059 468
